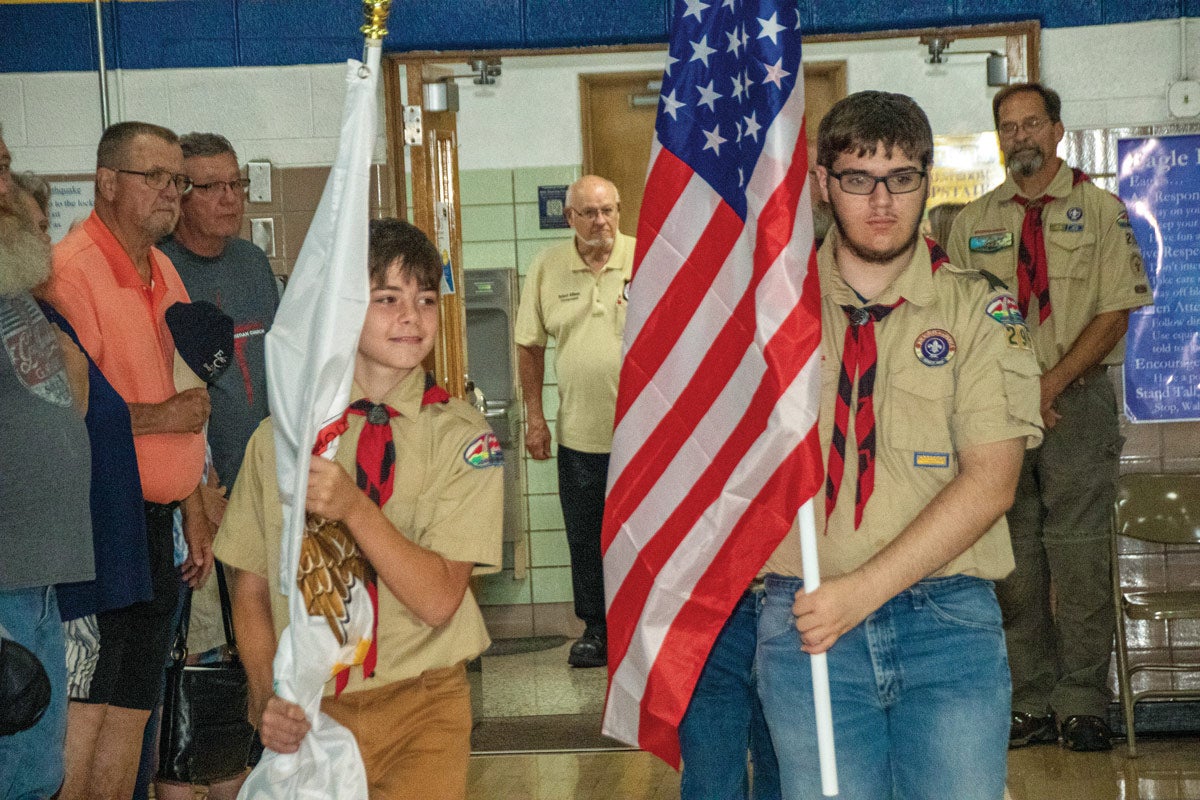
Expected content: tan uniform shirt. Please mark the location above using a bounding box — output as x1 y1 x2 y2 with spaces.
764 231 1043 582
514 232 635 453
947 163 1152 372
214 368 504 695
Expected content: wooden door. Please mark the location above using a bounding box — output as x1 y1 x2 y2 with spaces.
405 63 469 400
580 71 660 238
580 64 844 237
802 61 847 165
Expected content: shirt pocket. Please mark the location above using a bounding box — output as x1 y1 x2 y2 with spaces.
884 366 955 455
1046 230 1097 282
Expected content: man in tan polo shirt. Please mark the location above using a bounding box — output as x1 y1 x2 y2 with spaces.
948 82 1151 752
514 175 633 668
756 91 1043 800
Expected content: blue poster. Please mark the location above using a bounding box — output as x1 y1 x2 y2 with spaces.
1117 134 1200 422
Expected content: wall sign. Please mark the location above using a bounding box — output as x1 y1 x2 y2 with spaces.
1117 134 1200 422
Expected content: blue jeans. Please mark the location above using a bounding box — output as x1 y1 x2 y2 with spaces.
680 587 780 800
0 586 67 800
757 574 1010 800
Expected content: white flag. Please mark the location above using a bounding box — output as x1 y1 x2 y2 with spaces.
238 42 381 800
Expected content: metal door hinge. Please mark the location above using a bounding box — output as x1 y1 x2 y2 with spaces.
403 105 423 146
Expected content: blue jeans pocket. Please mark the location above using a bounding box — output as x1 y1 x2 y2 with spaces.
920 578 1003 632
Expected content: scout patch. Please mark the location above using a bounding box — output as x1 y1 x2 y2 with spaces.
914 328 956 367
1049 223 1084 233
463 432 504 468
913 452 950 468
1117 211 1132 228
985 293 1032 350
969 231 1014 253
985 293 1024 325
1067 207 1083 221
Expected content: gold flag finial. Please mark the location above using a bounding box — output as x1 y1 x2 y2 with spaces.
361 0 391 41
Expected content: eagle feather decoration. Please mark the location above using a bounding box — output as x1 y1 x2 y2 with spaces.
297 513 373 645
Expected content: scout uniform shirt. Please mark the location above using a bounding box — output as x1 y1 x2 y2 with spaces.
214 368 504 694
947 163 1152 373
514 232 635 454
763 230 1043 582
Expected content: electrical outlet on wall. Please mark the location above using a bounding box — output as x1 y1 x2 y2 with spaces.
251 218 276 257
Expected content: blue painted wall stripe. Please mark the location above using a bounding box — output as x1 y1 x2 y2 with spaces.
0 0 1191 74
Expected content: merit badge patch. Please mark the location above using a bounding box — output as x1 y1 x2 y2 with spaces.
914 328 956 367
968 231 1014 253
463 432 504 468
1067 206 1083 221
914 452 951 469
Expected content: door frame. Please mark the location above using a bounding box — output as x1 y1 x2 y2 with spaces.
384 18 1039 227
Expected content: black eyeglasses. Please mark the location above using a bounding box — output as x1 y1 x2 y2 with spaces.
827 170 927 196
113 168 192 194
190 178 252 195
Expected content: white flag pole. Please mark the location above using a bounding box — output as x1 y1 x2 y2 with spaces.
797 498 839 796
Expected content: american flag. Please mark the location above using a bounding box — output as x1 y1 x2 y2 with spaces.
600 0 823 765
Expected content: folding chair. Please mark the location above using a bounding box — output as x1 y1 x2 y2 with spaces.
1112 472 1200 757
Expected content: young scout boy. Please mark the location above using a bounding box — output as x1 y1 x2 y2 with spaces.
214 218 504 800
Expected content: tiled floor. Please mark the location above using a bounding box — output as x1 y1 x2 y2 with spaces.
466 738 1200 799
472 646 1200 799
479 640 608 718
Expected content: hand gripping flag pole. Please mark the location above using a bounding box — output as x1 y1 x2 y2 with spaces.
238 3 390 798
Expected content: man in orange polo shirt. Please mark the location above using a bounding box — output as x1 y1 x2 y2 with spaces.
48 121 212 800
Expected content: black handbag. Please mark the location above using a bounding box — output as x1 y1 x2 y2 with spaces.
0 637 50 736
158 563 256 784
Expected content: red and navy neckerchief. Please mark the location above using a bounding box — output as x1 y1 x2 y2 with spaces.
1012 168 1090 324
313 373 451 694
825 238 949 531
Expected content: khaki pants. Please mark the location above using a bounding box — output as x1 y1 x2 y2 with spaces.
322 662 472 800
997 367 1120 719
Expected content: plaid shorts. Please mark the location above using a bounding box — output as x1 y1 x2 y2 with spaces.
63 614 101 701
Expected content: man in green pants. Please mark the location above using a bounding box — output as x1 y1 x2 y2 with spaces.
948 82 1152 752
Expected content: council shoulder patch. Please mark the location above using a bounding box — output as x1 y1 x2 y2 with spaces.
463 432 504 468
985 293 1025 326
1117 211 1132 228
914 328 956 367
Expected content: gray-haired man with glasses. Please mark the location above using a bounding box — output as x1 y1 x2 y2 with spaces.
46 120 213 799
160 132 278 502
514 174 633 668
150 133 277 798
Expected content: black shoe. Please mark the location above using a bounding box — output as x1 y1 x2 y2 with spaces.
1009 710 1058 748
568 633 607 668
1060 714 1114 752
